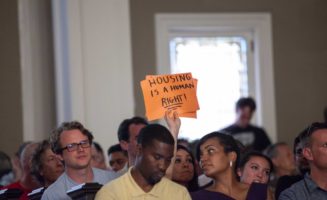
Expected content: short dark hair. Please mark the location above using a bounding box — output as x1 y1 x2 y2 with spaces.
31 140 49 184
324 107 327 123
236 97 256 112
137 124 174 148
50 121 94 155
117 117 148 142
301 122 327 147
239 151 274 175
107 143 127 157
196 132 240 172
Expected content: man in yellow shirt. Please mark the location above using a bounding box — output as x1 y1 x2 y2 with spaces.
95 124 191 200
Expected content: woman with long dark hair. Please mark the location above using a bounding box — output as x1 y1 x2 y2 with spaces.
172 145 199 192
191 132 271 200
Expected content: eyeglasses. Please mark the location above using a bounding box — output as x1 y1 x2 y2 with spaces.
61 140 91 152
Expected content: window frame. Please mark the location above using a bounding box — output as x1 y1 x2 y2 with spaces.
155 13 276 142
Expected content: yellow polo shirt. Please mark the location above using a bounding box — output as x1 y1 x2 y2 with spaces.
95 167 191 200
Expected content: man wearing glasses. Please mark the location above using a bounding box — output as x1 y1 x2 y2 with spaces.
41 121 117 200
279 122 327 200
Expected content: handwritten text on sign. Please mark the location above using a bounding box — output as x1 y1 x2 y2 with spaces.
141 73 199 121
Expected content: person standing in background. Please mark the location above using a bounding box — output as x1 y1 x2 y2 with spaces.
221 97 271 152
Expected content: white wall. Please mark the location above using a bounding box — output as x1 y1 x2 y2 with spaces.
52 0 134 153
19 0 56 141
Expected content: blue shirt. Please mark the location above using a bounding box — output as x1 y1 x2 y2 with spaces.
41 168 118 200
279 173 327 200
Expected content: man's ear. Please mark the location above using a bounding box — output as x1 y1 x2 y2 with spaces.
120 140 129 151
303 147 313 161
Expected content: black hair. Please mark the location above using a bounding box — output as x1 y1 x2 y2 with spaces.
239 151 274 175
175 145 199 192
293 128 311 175
137 124 174 147
107 143 127 157
324 107 327 123
117 117 148 142
196 132 240 173
301 122 327 147
236 97 256 112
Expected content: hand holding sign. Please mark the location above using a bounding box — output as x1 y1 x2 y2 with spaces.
140 72 199 121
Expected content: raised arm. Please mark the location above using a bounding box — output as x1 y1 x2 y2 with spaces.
164 110 181 179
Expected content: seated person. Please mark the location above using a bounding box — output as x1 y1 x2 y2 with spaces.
191 132 272 200
117 116 148 166
279 122 327 199
275 128 310 199
31 140 64 187
91 141 107 170
95 124 191 200
107 144 128 174
237 151 273 184
41 121 118 200
221 97 271 152
0 151 14 186
172 145 199 192
264 142 296 188
1 143 40 200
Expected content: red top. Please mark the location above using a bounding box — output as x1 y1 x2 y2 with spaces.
1 181 32 200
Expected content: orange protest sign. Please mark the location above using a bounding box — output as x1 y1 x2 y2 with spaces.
141 73 199 121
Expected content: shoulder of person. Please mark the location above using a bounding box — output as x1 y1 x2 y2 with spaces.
161 177 189 192
278 180 304 200
95 174 128 200
93 168 119 181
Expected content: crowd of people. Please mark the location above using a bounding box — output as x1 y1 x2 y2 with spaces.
0 97 327 200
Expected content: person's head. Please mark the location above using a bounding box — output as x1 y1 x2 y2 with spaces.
135 124 174 185
107 144 128 172
117 117 148 160
20 143 39 173
11 141 32 181
91 142 107 170
50 121 94 170
264 142 296 177
235 97 256 127
0 151 12 179
301 122 327 172
177 138 190 148
172 145 199 192
237 151 273 184
20 142 41 188
31 140 64 186
293 130 310 175
197 132 240 179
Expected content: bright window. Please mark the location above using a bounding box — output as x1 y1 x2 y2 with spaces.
155 14 277 142
170 37 249 140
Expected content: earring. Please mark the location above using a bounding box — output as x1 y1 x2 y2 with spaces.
229 161 233 167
